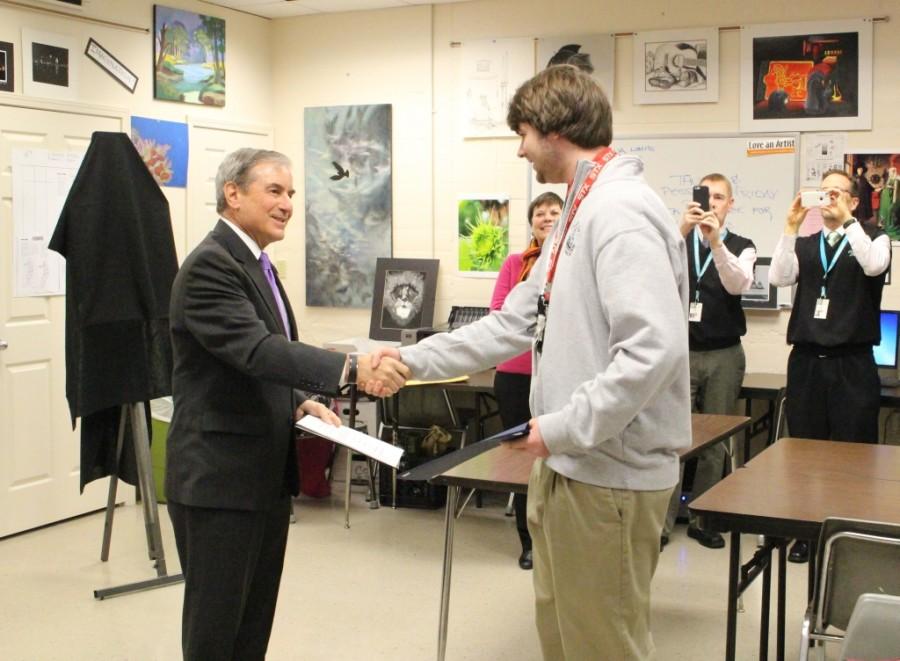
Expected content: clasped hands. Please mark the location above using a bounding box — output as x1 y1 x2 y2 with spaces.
355 347 408 397
681 202 722 247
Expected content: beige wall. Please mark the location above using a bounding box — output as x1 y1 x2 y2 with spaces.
3 0 899 375
0 0 273 258
272 0 900 375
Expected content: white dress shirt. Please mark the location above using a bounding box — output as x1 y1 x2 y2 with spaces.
769 222 891 287
694 227 757 295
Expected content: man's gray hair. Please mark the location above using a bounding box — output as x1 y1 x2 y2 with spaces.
215 148 292 213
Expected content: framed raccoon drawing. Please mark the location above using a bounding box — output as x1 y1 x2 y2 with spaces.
369 258 439 341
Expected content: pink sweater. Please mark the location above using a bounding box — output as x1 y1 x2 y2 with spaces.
490 252 532 375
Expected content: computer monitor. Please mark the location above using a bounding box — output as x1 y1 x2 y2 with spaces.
874 310 900 386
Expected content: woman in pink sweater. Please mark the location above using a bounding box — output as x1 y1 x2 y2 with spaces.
490 191 563 570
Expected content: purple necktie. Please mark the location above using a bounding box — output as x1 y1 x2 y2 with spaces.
259 252 291 337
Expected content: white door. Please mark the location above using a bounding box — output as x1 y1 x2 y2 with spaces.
0 99 125 537
186 118 272 256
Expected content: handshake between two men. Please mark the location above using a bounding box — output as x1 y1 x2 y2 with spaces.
354 347 409 398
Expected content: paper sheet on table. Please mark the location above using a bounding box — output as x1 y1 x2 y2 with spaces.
406 375 469 386
295 415 404 469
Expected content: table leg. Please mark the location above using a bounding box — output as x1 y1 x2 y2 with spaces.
760 539 771 661
437 484 460 661
726 531 740 661
743 398 753 466
777 540 786 661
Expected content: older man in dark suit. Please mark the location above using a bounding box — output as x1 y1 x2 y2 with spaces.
166 148 408 661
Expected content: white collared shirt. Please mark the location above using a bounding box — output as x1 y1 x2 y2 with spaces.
220 217 262 260
693 226 757 295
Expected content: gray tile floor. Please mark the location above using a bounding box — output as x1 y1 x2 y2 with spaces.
0 487 827 660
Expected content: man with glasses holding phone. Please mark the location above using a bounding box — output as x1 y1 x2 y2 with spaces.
661 173 757 550
770 168 891 563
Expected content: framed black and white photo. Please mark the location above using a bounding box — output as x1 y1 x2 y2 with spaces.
633 27 718 104
0 42 14 93
369 258 439 341
85 38 137 93
22 29 78 100
742 257 778 309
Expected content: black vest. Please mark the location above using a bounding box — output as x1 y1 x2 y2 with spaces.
787 226 887 348
688 230 755 351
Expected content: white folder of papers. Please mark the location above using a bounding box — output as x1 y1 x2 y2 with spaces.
295 415 404 469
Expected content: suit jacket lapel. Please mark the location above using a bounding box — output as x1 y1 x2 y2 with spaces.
212 221 287 338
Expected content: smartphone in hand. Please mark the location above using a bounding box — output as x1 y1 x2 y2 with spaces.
692 185 710 212
800 190 828 208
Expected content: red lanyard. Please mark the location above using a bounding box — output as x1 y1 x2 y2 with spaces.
541 147 617 304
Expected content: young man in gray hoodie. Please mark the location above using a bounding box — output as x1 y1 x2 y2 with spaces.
370 65 691 659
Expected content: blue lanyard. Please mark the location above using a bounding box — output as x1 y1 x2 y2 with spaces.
818 230 849 298
693 228 728 302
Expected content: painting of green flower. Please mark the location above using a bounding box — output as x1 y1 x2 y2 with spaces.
458 197 509 274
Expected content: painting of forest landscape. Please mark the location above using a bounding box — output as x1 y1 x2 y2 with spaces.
130 115 188 188
153 5 225 106
304 104 392 308
458 197 509 276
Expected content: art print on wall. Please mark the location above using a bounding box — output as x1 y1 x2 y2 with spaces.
537 34 615 103
461 38 533 138
633 28 718 104
458 196 509 277
844 151 900 242
0 42 14 92
305 104 392 308
369 258 438 341
22 29 78 100
130 116 189 188
153 5 225 106
740 19 872 132
742 257 777 309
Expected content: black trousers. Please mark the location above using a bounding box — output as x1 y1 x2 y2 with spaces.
786 347 880 443
168 497 291 661
493 370 532 551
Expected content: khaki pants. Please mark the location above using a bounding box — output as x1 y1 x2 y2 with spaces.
528 459 673 661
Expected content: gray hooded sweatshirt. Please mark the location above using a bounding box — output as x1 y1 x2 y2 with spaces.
400 154 691 490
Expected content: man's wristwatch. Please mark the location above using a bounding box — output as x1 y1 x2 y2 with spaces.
347 353 358 385
842 217 858 230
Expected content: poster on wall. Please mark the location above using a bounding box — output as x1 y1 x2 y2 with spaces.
458 196 509 277
153 4 225 107
740 19 872 132
633 27 719 105
461 38 533 139
22 29 78 100
304 104 392 308
844 151 900 241
536 34 615 104
800 132 846 187
0 41 14 93
130 116 189 188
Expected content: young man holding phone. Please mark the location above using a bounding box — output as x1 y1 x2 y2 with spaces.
770 169 890 563
662 173 757 550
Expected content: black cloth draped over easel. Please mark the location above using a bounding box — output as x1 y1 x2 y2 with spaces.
48 132 178 492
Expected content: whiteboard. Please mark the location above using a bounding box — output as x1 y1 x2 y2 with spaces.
530 133 799 305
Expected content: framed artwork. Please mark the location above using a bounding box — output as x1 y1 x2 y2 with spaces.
742 257 777 309
130 116 189 187
537 34 615 104
22 29 78 100
843 151 900 242
85 38 137 93
153 5 225 106
304 104 392 308
369 258 439 342
458 196 509 277
740 19 872 132
633 28 718 104
0 42 13 93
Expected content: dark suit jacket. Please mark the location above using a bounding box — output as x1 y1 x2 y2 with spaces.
166 221 345 511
